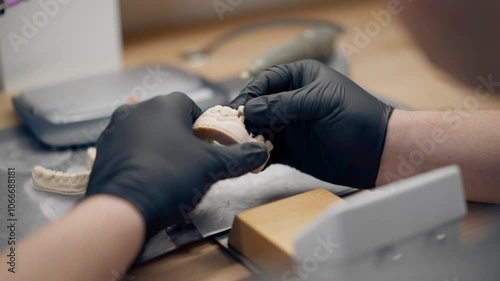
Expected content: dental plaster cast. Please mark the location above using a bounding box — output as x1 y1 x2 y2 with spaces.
32 106 272 195
32 148 96 195
192 105 273 173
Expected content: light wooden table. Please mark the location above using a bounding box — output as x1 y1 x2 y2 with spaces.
1 0 500 280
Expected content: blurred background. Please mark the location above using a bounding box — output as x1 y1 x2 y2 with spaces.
121 0 330 32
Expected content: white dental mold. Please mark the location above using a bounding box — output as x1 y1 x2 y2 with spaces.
32 147 96 195
192 105 273 173
32 166 90 195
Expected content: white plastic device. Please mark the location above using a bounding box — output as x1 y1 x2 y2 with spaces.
293 165 467 281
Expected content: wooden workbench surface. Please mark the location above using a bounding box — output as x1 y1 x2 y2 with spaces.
1 0 500 280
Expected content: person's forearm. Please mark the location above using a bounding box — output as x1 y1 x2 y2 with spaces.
377 110 500 203
0 195 145 281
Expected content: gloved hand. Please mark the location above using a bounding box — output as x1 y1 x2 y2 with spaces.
229 60 393 189
86 93 268 239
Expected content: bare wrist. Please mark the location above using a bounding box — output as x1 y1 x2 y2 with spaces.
375 109 407 186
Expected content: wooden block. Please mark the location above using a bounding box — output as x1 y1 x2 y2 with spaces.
228 188 344 277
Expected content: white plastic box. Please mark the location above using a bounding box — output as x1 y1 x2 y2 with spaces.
0 0 122 93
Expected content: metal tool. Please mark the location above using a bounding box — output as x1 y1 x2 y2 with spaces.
213 232 272 280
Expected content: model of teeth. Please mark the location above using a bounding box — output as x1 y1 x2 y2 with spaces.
32 147 96 195
192 105 273 173
32 105 272 195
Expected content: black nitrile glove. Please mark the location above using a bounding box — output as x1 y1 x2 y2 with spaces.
86 93 268 239
229 60 393 189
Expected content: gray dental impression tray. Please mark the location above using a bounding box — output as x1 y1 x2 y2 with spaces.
12 64 228 147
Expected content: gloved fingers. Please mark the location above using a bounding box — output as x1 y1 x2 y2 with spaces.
107 92 203 131
94 92 203 169
148 92 203 124
209 142 268 179
228 60 326 109
97 92 203 155
229 67 288 108
228 61 309 108
243 86 325 128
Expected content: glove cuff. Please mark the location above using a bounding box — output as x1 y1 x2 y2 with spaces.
353 104 394 189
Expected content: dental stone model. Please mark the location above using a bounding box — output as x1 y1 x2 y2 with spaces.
192 105 273 173
32 106 272 195
32 148 96 195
